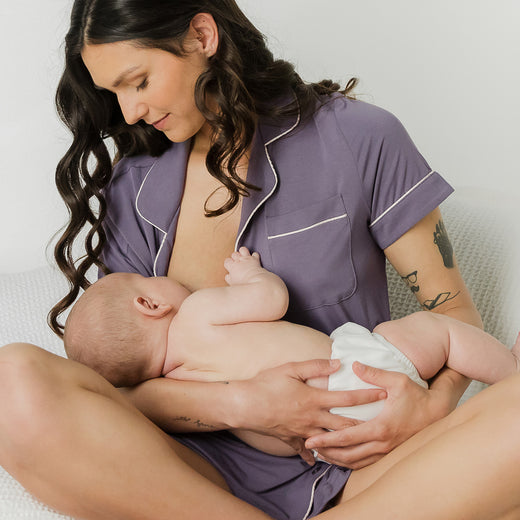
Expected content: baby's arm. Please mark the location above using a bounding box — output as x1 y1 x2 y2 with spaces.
374 312 519 384
179 247 289 326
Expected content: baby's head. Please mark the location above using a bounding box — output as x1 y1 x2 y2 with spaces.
64 273 190 387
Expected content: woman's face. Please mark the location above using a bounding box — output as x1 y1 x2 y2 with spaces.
81 40 210 143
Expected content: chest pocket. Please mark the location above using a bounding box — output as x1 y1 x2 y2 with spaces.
266 194 357 310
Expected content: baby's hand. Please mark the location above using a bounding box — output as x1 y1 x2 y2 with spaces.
224 247 265 286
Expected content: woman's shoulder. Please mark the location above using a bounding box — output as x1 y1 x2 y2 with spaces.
314 94 407 140
106 143 178 198
102 153 157 212
111 152 158 183
309 95 422 169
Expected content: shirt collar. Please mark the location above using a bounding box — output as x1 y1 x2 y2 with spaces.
134 140 190 235
134 102 301 243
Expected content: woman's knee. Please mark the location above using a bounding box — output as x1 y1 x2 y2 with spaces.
0 343 71 439
469 373 520 433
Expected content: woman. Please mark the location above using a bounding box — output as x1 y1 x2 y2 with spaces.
1 1 519 519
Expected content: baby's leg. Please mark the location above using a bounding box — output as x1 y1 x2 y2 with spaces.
375 312 519 384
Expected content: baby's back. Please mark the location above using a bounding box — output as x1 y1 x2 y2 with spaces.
167 318 332 457
168 318 333 383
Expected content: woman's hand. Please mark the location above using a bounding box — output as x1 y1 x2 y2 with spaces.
305 362 455 469
230 359 386 464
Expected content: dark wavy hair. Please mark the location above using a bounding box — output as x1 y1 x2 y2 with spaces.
49 0 357 336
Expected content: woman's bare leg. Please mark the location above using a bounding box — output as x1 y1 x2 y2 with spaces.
318 373 520 519
0 343 272 520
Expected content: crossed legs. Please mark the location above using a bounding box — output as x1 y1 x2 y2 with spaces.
0 343 271 520
328 373 520 519
1 342 520 520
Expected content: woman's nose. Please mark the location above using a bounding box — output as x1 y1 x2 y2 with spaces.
118 94 148 125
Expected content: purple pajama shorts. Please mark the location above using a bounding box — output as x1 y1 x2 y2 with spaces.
171 431 351 520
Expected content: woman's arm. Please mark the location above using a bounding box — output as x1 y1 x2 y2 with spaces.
306 207 483 468
121 359 385 462
384 206 482 408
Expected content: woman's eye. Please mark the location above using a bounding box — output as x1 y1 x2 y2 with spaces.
136 78 149 92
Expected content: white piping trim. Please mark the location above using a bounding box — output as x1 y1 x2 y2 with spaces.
153 233 169 277
135 161 164 233
267 213 347 240
369 171 434 228
234 109 301 251
302 465 332 520
135 160 167 276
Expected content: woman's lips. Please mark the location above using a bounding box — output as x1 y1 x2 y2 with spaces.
152 114 170 130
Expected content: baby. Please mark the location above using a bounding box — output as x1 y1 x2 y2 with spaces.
64 247 520 456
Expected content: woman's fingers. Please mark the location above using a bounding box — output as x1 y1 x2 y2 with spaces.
318 386 387 409
306 420 373 450
286 358 342 381
305 365 444 469
305 422 392 469
351 361 405 388
313 445 384 469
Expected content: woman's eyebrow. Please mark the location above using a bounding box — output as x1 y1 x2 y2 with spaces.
111 65 141 88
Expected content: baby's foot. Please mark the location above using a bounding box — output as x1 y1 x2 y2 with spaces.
224 247 266 286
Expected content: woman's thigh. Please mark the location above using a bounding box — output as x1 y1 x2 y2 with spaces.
0 343 229 491
337 373 520 504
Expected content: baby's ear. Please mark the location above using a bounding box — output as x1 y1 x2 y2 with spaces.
134 296 173 318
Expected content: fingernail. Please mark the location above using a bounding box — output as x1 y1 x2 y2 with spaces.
330 359 340 367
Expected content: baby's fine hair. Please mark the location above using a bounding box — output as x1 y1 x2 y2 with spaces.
64 276 152 387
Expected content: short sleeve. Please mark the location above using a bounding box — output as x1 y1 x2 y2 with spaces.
336 99 453 250
99 218 154 279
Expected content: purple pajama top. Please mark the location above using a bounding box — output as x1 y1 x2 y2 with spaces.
100 95 453 519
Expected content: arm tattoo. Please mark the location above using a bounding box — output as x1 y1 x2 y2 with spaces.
401 270 420 293
171 382 228 430
421 290 460 310
172 416 216 430
433 219 454 268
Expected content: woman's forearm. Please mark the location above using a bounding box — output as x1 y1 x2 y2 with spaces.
120 378 241 433
121 360 362 443
435 294 483 329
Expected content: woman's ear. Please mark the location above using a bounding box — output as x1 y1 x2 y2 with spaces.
190 12 219 58
133 296 173 318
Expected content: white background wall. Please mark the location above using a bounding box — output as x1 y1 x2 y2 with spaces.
0 0 519 273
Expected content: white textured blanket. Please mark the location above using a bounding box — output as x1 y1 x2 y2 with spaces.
0 267 72 519
0 189 519 519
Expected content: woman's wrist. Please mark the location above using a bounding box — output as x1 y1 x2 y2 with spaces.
225 379 253 430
